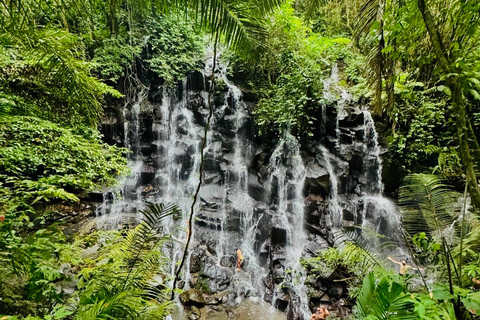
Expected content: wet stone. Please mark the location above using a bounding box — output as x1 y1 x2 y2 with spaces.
270 215 288 245
328 284 344 300
220 255 234 268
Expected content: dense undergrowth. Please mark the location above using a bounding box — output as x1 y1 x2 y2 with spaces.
0 0 203 318
228 1 366 138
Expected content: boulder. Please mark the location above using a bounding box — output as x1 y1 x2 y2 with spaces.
327 284 344 300
305 162 330 196
303 236 330 257
180 289 209 306
248 174 265 201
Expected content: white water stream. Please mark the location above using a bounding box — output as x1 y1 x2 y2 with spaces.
95 58 407 319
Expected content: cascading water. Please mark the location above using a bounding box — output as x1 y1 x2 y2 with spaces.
362 110 384 194
96 89 149 230
319 64 406 253
264 131 309 319
97 55 407 319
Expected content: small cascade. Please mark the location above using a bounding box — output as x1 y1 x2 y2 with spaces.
265 132 309 318
318 146 343 227
266 132 306 247
152 82 205 287
318 64 406 255
96 89 149 230
362 110 384 194
218 66 261 291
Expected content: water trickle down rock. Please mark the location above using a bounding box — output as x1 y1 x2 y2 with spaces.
261 132 310 319
95 57 408 319
318 64 406 252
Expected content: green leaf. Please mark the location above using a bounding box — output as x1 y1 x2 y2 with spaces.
53 306 74 319
436 85 451 96
461 292 480 315
433 285 454 301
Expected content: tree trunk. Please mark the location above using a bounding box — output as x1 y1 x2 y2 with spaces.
467 117 480 164
417 0 480 208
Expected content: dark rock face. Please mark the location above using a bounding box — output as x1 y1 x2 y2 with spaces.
305 160 330 196
99 66 392 320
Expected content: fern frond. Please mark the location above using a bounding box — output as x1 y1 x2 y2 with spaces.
399 174 462 240
120 202 179 291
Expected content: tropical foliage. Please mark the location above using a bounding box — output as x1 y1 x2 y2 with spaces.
230 1 364 136
347 174 480 319
2 0 480 319
0 203 179 319
0 116 128 217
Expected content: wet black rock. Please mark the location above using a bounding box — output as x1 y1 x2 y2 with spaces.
303 236 329 258
328 284 344 300
202 262 233 293
187 71 208 91
270 215 288 245
220 255 235 268
274 291 290 312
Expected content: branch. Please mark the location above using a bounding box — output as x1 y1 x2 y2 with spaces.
170 32 219 300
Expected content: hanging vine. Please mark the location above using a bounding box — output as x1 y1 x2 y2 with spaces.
170 32 219 300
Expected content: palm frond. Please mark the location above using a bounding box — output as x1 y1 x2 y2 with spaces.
366 32 384 114
354 0 383 42
452 225 480 263
399 174 462 241
354 272 376 318
340 225 398 256
181 0 283 57
354 272 416 319
354 0 386 114
334 226 384 269
250 0 284 15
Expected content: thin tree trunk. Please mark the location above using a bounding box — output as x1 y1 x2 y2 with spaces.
467 117 480 164
417 0 480 208
170 32 219 300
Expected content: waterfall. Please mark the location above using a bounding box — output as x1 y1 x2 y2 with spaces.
265 132 309 318
96 56 407 319
95 89 149 230
362 110 384 194
318 64 406 255
318 145 343 227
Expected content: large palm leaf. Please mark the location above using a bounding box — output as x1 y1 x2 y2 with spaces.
354 272 416 319
399 174 462 242
178 0 283 57
354 0 387 115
